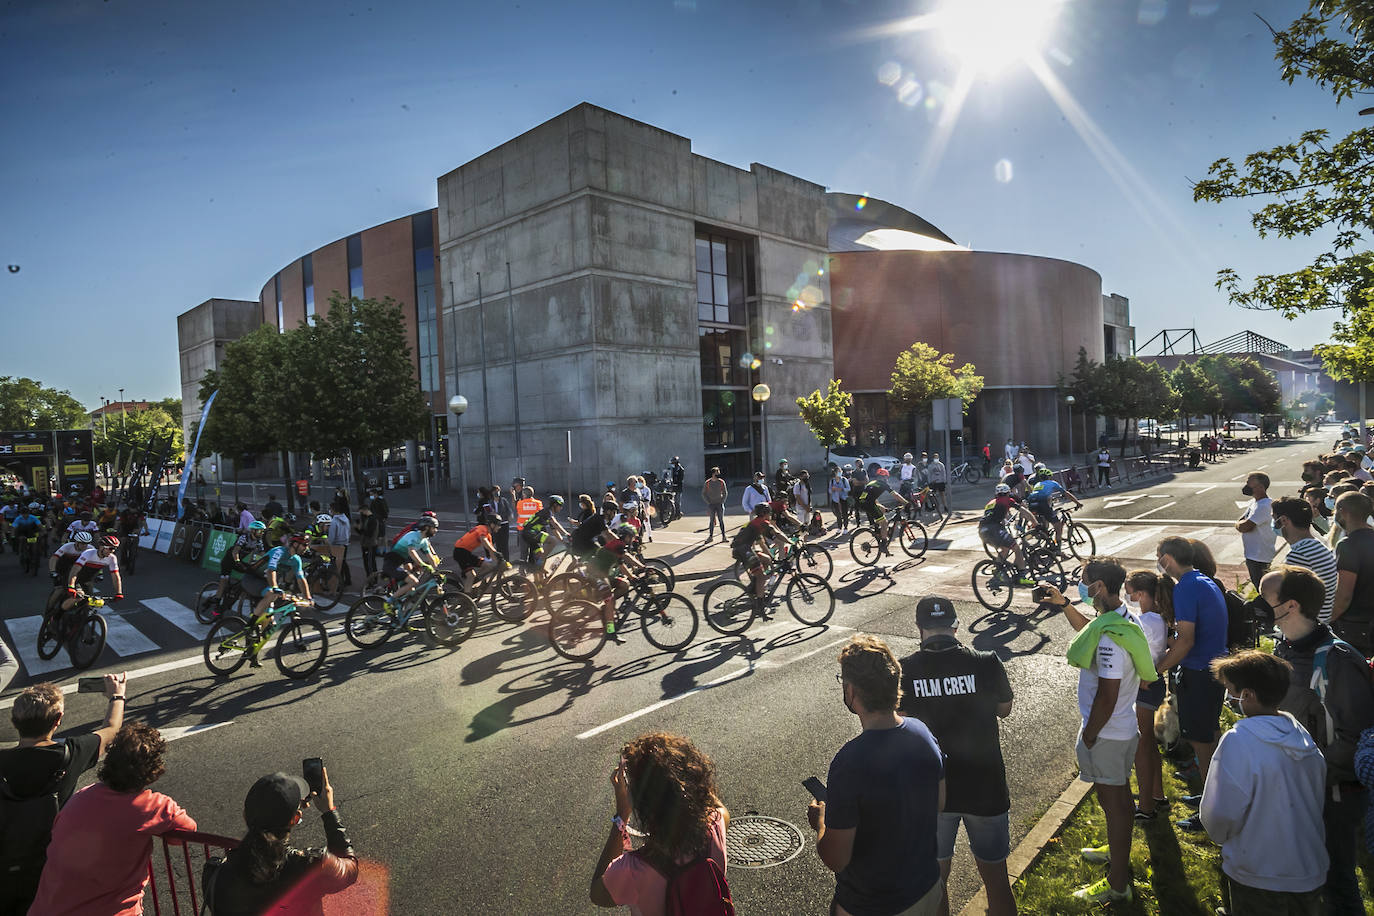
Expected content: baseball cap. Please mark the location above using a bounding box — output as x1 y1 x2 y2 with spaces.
244 772 311 832
916 595 958 629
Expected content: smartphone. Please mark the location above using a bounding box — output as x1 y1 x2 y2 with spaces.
302 757 324 795
77 676 105 693
802 776 827 803
1031 585 1050 603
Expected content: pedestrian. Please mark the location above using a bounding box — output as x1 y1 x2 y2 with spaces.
981 442 992 476
1331 491 1374 657
829 465 851 532
235 502 254 534
356 504 379 579
262 492 283 521
702 466 728 541
1273 496 1339 623
491 483 514 559
1095 447 1112 488
808 635 945 916
29 722 195 916
793 469 813 521
1124 570 1173 821
898 453 918 503
1235 471 1277 589
926 453 948 514
1042 558 1156 905
898 597 1016 916
1200 650 1328 916
589 732 731 911
327 503 352 589
1266 565 1374 914
1004 438 1017 463
0 674 128 914
367 488 389 546
205 768 359 915
668 456 686 521
332 485 350 519
635 476 654 543
741 472 770 516
1155 536 1230 830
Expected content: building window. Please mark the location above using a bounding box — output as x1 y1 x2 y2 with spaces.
347 234 363 299
302 254 315 320
275 275 283 332
1104 325 1117 356
698 229 758 472
412 213 438 396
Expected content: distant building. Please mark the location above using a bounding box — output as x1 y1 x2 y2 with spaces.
88 401 153 423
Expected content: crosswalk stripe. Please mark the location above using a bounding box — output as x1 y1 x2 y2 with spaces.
102 614 160 657
3 615 70 676
1095 526 1168 556
139 597 210 640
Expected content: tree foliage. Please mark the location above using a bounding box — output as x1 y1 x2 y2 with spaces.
197 325 292 458
888 342 985 416
94 406 183 468
1065 351 1178 453
1316 300 1374 381
1192 1 1374 317
0 376 89 430
796 380 853 463
1170 361 1222 431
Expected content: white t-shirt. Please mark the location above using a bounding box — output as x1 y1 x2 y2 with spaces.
1005 442 1018 461
1096 450 1111 468
1137 609 1168 667
899 463 916 481
1076 606 1143 741
1240 497 1278 562
1017 455 1035 477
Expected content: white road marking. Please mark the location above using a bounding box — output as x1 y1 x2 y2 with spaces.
1256 463 1269 469
1102 495 1146 510
161 721 233 743
1195 486 1216 494
1130 502 1177 521
1231 474 1247 480
3 615 70 677
102 615 160 657
140 597 210 640
1235 500 1251 509
1096 526 1169 556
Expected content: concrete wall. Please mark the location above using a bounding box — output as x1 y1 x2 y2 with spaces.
176 298 264 476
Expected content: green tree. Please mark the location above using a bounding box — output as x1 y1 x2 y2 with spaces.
1096 357 1177 456
1192 1 1374 318
0 376 89 429
888 342 984 448
796 380 853 464
94 406 183 470
1171 361 1221 439
197 324 292 460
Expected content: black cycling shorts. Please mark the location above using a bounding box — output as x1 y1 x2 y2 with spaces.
979 524 1014 550
1028 502 1055 523
733 548 766 571
862 505 886 523
382 553 408 579
452 547 482 572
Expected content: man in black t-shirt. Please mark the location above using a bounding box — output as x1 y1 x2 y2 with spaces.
898 596 1016 916
1332 491 1374 656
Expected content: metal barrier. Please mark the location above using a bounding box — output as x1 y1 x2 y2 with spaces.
146 828 240 916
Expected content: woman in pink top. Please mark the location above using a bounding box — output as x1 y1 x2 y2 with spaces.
589 732 730 916
29 722 195 916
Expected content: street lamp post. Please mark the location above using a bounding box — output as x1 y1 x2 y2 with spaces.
752 383 772 472
1065 395 1076 463
118 388 126 434
449 394 470 521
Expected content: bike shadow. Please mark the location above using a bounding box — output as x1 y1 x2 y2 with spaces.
460 624 561 686
833 566 896 601
964 604 1054 660
466 661 597 743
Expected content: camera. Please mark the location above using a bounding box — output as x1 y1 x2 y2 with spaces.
1030 584 1051 603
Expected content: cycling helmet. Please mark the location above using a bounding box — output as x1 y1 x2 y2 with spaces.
62 506 75 515
621 501 639 511
672 456 681 463
248 520 267 532
842 463 853 472
778 458 789 465
613 523 637 540
28 501 41 509
995 483 1012 495
549 494 565 506
1035 466 1053 479
755 503 773 516
98 535 119 549
314 513 332 526
903 452 914 461
74 531 93 544
874 468 890 477
605 481 616 490
418 517 438 530
421 509 439 519
288 534 309 546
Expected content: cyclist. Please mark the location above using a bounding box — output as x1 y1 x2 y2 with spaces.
452 514 502 592
308 513 333 544
855 468 909 555
65 510 98 540
667 456 686 521
244 535 313 667
568 501 616 563
215 520 268 610
59 535 124 615
47 531 93 609
897 453 918 501
766 493 804 538
388 509 439 550
264 512 293 549
1026 465 1083 544
586 522 648 644
383 516 441 606
977 484 1038 587
729 504 791 614
521 494 569 572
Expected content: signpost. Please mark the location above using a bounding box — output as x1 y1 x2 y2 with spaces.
931 398 963 471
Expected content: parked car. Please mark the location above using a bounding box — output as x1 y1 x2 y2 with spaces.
820 447 899 477
1224 420 1258 432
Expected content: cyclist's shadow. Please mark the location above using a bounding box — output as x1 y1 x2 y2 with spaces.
465 661 596 742
965 604 1054 659
833 566 896 601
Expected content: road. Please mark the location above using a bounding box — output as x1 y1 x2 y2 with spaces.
0 435 1316 914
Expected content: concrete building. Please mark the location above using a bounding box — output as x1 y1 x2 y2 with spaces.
176 298 262 475
1103 293 1135 358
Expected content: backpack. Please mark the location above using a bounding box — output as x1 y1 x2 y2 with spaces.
1221 586 1260 650
729 523 755 553
634 850 734 916
1309 636 1374 752
0 742 73 885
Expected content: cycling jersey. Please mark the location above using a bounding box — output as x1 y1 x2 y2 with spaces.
588 539 628 577
979 495 1020 528
454 525 491 553
1 504 17 522
66 520 98 538
51 541 82 561
856 480 889 519
731 517 777 552
13 515 41 536
263 546 303 583
73 547 118 583
569 516 608 555
390 529 432 559
1027 479 1065 508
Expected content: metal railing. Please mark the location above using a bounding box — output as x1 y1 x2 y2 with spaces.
146 828 240 916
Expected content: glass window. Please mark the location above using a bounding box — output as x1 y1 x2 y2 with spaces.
347 234 363 299
712 240 727 275
302 255 315 319
275 275 283 332
696 237 711 273
713 274 728 307
702 390 752 450
697 272 713 305
699 302 714 322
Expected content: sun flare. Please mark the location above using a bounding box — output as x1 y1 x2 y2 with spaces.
936 0 1063 75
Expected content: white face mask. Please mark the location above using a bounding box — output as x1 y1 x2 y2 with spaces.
1123 595 1141 614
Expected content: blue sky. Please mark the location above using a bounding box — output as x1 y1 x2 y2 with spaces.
0 0 1358 409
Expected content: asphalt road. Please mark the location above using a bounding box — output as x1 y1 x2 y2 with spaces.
0 434 1321 915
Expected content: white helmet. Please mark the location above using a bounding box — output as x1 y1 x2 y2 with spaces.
315 513 332 526
903 452 914 462
74 531 93 544
995 483 1012 495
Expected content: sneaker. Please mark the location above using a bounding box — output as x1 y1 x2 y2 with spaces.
1016 576 1037 587
1072 877 1132 904
1176 813 1205 832
1080 843 1111 864
609 633 627 645
1180 793 1202 808
1134 806 1158 822
248 655 262 669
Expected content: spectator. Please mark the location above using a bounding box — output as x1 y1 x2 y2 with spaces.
927 454 948 515
262 493 283 521
1124 570 1173 821
1331 491 1374 657
981 442 992 476
741 472 771 516
327 505 351 590
29 722 195 915
702 467 728 542
0 633 16 694
206 768 359 916
1235 472 1277 589
1200 651 1328 916
1273 496 1339 623
590 732 730 912
1266 565 1374 914
774 459 794 504
1325 483 1360 551
1043 557 1155 905
366 488 389 546
793 470 813 520
0 674 126 914
1095 447 1112 488
356 505 379 579
808 635 944 916
1004 438 1018 463
332 485 350 519
1155 536 1229 830
898 597 1015 916
828 465 851 533
634 477 654 543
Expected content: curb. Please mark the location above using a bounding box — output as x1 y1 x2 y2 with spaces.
955 774 1093 916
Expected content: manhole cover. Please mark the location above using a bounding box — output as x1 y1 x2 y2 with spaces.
725 815 805 869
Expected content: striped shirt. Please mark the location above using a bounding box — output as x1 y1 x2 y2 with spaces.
1285 536 1339 623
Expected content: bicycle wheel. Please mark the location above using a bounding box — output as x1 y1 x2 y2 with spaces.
971 560 1015 611
1026 546 1065 582
363 570 392 597
426 592 479 647
637 566 673 599
899 519 929 558
68 614 107 670
848 527 882 566
545 572 596 608
343 596 397 649
1064 522 1095 560
639 593 698 652
490 574 538 622
963 466 981 485
701 580 757 636
796 543 833 581
642 558 676 592
274 616 328 679
786 573 835 625
204 615 251 676
548 598 607 661
310 568 342 611
193 580 222 624
36 614 63 660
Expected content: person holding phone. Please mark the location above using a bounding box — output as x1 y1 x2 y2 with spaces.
204 765 358 915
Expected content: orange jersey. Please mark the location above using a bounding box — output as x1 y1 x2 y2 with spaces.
515 498 543 530
454 525 490 552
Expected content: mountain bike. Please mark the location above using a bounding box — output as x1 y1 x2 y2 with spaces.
703 549 835 635
37 588 109 670
731 532 832 582
951 460 981 485
849 513 929 566
192 578 252 624
971 547 1068 611
460 557 539 623
203 596 328 679
344 570 478 650
548 567 698 660
19 533 42 576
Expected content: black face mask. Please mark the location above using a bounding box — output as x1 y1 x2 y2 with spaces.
1302 472 1315 483
1242 484 1254 496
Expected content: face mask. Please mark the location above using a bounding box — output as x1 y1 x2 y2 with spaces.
1271 521 1284 535
1303 472 1315 483
1326 497 1336 510
1077 582 1094 604
1123 595 1141 614
1242 484 1254 496
1225 692 1245 716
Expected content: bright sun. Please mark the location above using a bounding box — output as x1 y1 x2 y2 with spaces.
936 0 1063 75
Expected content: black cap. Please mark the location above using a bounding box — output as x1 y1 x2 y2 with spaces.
916 595 958 629
244 772 310 832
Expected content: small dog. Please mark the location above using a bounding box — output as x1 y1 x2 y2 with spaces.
1154 685 1181 746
